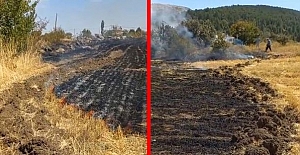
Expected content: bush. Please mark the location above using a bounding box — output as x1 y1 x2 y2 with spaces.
42 28 68 44
230 20 261 45
276 35 289 46
81 29 92 38
211 33 229 52
0 0 38 52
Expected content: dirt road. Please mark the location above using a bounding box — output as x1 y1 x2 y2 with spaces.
151 60 299 155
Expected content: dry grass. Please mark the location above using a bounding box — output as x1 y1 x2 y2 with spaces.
190 42 300 154
43 90 146 155
247 41 300 56
0 91 146 155
241 57 300 109
0 39 53 91
0 39 146 154
241 56 300 154
190 59 246 69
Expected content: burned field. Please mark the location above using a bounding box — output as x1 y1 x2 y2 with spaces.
151 60 299 155
55 39 147 132
0 38 146 154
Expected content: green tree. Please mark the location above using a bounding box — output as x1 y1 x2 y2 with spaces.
230 20 261 45
151 24 199 60
128 29 136 37
211 33 229 51
42 27 66 44
103 30 113 37
135 27 142 37
81 28 92 38
183 19 216 46
0 0 39 51
122 29 129 36
101 20 104 36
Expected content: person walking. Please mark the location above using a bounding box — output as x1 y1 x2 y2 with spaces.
265 38 272 52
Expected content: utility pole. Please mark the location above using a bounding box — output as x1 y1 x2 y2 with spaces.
54 13 57 31
74 29 75 36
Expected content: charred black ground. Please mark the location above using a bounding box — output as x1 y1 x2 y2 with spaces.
0 38 146 154
53 39 146 132
151 60 299 155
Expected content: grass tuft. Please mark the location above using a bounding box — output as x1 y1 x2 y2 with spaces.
0 39 53 91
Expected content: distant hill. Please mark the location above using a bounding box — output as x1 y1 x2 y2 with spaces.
187 5 300 41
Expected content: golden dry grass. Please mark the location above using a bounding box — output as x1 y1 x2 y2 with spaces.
190 59 246 69
241 56 300 154
0 39 146 154
43 91 146 155
241 57 300 109
0 40 53 91
247 41 300 56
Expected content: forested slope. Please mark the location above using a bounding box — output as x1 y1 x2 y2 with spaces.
187 5 300 40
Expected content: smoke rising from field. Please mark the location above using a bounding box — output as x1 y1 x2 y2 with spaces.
151 3 257 61
151 4 188 28
151 3 204 61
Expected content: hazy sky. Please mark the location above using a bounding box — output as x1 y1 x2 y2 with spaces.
152 0 300 11
36 0 146 34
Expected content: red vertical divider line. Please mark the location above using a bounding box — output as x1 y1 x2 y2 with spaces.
146 0 152 154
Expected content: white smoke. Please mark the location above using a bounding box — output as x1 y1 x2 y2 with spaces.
151 3 199 60
151 3 188 28
151 3 256 61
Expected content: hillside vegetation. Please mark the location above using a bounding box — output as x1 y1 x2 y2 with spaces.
187 5 300 41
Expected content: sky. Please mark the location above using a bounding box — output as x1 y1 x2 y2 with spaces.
36 0 146 34
151 0 300 11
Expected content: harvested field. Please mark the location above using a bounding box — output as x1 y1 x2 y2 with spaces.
0 38 146 154
151 59 299 155
55 39 146 132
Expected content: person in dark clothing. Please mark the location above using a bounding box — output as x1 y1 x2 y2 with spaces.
265 38 272 52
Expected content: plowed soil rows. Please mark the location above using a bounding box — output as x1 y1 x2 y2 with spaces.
56 43 146 131
0 38 146 154
151 61 299 155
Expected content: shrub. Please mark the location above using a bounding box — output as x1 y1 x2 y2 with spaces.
42 28 68 44
211 33 229 52
276 35 289 46
0 0 38 52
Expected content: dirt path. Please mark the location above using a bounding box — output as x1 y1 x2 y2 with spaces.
151 60 299 155
0 38 146 154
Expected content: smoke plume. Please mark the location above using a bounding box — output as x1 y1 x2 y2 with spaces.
151 3 202 60
151 3 257 61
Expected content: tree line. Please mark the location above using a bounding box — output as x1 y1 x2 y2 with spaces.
187 5 300 42
152 4 300 59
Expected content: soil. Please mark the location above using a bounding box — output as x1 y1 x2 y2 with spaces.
0 38 146 154
151 59 300 155
55 39 146 131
